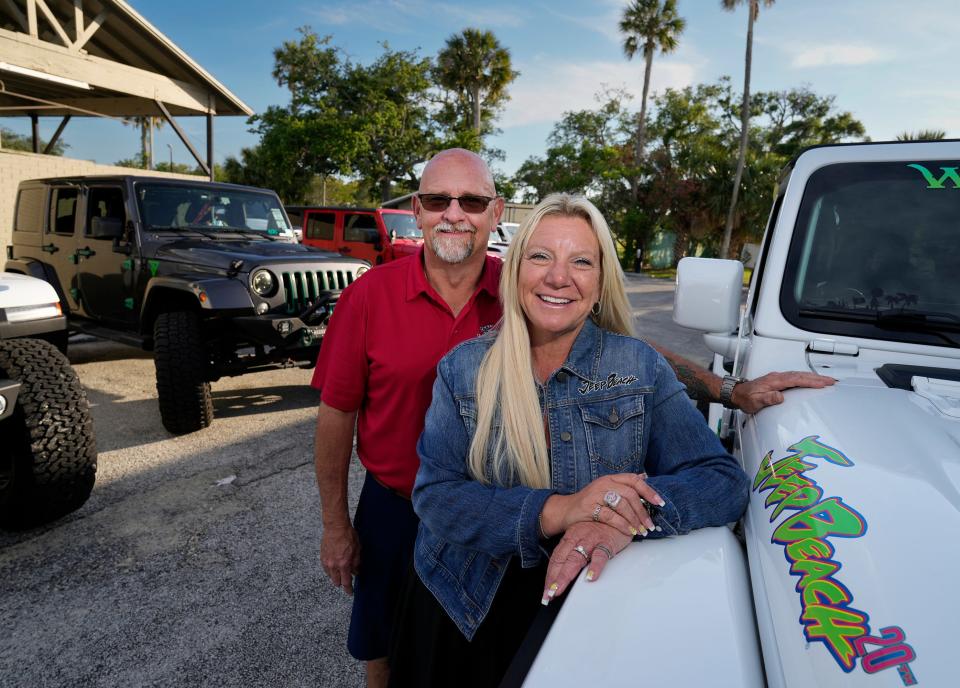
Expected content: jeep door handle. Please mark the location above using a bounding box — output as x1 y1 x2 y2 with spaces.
42 243 59 253
76 247 96 258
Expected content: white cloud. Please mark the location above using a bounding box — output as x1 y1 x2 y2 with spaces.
789 43 889 68
501 58 696 128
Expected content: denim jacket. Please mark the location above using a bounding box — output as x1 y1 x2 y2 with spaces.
413 318 749 640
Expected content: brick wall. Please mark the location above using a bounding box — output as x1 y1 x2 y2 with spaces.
0 149 202 250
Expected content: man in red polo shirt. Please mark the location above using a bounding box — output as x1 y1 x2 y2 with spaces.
312 148 503 688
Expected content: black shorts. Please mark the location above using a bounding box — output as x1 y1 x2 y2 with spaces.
347 472 420 661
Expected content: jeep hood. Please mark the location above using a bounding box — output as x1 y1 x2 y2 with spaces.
153 238 359 270
743 380 958 686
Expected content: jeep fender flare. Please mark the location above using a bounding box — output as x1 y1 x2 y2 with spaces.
140 276 254 334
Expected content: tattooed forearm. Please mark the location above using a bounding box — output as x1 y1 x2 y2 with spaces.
671 364 714 402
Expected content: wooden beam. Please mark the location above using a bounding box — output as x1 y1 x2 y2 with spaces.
155 99 210 177
30 112 39 152
34 0 72 48
206 108 213 181
74 9 106 51
0 27 213 113
73 0 83 41
26 0 37 37
2 0 28 32
43 114 70 153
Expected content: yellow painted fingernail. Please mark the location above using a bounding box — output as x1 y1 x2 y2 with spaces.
630 526 638 536
586 570 595 581
548 583 558 596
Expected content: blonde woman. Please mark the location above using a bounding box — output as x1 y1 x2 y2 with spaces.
389 194 749 686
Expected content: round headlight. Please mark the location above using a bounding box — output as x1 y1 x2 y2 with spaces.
251 269 276 296
355 266 369 278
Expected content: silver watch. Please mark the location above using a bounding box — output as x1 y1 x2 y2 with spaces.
720 375 744 409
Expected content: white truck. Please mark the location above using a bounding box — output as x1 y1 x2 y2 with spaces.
527 141 957 686
0 272 96 528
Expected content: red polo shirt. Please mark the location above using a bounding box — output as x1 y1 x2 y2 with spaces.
312 249 502 496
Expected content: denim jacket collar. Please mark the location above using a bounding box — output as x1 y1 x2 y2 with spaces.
558 317 603 383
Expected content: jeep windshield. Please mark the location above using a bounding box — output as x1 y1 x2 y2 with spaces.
136 183 292 238
781 160 960 348
382 213 421 240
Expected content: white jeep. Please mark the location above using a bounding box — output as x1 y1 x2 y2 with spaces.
527 141 956 686
0 272 96 528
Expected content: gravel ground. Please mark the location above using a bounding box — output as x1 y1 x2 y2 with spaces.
0 272 708 687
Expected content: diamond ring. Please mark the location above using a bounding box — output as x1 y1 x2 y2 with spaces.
603 490 622 509
572 545 590 561
592 504 603 522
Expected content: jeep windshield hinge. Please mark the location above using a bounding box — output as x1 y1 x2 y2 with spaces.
807 339 859 356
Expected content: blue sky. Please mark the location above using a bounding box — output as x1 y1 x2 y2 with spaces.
8 0 960 180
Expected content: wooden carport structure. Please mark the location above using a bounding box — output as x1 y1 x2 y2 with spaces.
0 0 252 179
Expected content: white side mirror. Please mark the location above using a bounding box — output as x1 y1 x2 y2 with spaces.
673 257 743 333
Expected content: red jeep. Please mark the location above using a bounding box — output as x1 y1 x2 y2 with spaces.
285 206 422 266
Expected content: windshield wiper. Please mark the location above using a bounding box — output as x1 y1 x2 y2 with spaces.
874 311 960 346
207 227 275 240
799 307 960 347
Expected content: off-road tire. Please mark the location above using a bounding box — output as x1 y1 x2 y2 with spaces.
0 338 96 529
153 311 213 434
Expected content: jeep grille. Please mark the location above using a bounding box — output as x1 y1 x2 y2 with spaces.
282 270 355 313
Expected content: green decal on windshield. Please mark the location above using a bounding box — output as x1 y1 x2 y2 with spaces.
267 229 278 236
907 163 960 189
148 260 160 277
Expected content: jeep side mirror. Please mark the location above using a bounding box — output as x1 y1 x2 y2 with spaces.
90 216 124 239
389 229 397 242
673 257 743 333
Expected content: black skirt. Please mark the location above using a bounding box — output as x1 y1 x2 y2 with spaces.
388 555 548 688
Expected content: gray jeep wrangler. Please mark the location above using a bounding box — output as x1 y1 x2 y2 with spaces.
0 272 96 527
6 175 368 435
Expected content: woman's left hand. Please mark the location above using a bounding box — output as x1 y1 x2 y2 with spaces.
540 521 632 606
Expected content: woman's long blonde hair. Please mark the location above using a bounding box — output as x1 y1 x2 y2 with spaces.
468 193 635 487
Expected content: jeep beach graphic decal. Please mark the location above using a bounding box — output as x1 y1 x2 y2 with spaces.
754 436 918 685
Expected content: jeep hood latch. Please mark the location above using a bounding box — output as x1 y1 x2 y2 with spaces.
807 338 859 356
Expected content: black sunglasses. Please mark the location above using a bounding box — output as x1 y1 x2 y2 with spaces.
417 193 497 214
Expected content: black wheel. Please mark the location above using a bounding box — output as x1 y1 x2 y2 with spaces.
0 338 96 529
153 311 213 434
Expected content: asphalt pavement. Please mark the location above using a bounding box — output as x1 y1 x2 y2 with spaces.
0 272 709 687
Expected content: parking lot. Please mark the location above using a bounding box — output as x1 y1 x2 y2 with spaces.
0 273 708 688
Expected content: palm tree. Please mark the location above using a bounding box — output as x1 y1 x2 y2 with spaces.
434 28 518 136
720 0 775 259
619 0 686 200
122 116 165 168
896 129 947 141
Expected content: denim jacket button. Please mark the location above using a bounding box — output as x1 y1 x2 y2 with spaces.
609 408 620 424
556 371 568 383
560 431 572 442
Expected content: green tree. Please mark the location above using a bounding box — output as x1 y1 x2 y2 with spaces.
249 28 435 203
619 0 686 200
720 0 775 258
433 28 518 149
0 126 67 155
342 45 436 201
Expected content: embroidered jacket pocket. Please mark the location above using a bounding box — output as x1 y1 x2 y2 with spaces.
580 395 644 472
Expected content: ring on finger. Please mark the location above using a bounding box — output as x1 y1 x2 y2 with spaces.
593 544 614 560
592 503 603 522
603 490 622 509
572 545 590 561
